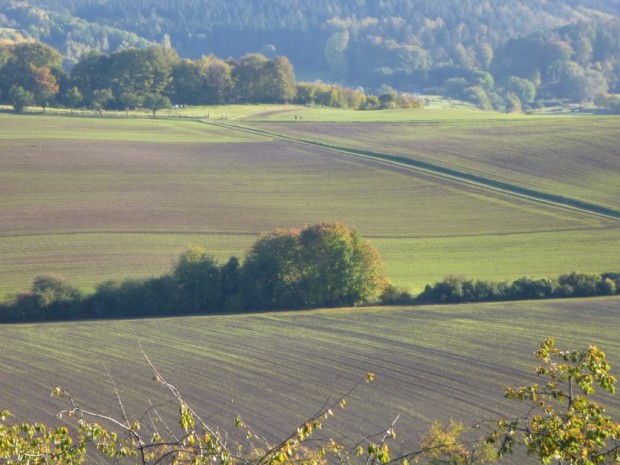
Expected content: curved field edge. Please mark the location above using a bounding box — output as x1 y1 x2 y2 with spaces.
0 297 618 464
232 119 620 219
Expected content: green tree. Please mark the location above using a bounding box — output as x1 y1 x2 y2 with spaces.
202 56 233 104
7 275 83 321
325 30 350 80
263 56 297 103
8 84 33 112
560 64 608 103
491 337 620 464
173 246 222 312
220 256 243 311
597 95 620 113
505 76 536 103
31 275 82 320
464 86 492 110
63 86 83 112
68 50 109 104
232 53 270 102
379 92 398 109
443 77 469 99
242 222 387 310
295 82 318 104
119 91 142 115
0 41 63 101
168 58 204 104
557 272 604 297
91 88 113 115
143 93 172 118
504 92 522 113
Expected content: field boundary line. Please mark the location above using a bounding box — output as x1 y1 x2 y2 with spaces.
208 120 620 221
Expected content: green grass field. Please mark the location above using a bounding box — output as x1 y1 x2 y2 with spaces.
0 112 268 142
0 297 618 464
1 111 619 296
248 116 620 212
241 105 523 123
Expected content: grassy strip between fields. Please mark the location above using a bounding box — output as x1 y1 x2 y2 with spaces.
216 120 620 220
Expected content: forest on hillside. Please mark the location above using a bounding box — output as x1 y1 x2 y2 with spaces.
1 0 620 108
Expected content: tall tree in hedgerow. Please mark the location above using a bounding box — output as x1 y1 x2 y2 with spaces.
173 245 223 313
241 221 386 310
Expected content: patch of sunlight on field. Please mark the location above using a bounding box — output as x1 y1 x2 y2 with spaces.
0 113 268 142
1 104 301 121
246 106 530 123
253 115 620 210
376 227 620 292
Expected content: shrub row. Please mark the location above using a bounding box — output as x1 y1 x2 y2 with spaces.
2 270 617 324
379 272 620 306
0 222 386 322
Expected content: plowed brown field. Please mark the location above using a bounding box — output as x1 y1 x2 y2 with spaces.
0 297 618 464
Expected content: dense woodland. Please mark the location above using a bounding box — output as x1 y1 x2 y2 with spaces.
0 39 422 111
1 0 620 109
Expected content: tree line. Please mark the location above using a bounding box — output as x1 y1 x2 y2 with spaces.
1 221 618 323
383 272 620 306
0 40 420 114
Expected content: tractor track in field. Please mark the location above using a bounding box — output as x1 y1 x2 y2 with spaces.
207 120 620 222
0 230 259 239
0 225 611 241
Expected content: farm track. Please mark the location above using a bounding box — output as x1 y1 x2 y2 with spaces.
212 120 620 221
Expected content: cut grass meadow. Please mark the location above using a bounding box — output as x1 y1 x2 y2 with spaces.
0 297 618 465
1 111 619 296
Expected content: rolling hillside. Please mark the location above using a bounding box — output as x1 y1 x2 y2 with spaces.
1 110 619 297
0 297 619 464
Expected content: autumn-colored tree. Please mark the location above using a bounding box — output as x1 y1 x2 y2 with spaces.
31 64 59 111
242 222 387 310
417 420 496 465
490 337 620 464
0 41 64 110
